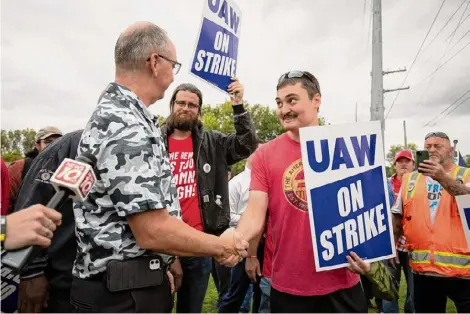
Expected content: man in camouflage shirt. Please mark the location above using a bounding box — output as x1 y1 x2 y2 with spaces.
70 22 248 313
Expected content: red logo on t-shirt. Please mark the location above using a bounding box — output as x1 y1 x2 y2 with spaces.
282 159 308 211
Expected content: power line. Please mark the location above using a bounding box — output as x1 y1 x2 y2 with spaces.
427 96 470 126
450 28 470 51
385 0 447 119
414 2 469 111
417 39 470 84
447 1 470 40
424 88 470 126
421 0 468 54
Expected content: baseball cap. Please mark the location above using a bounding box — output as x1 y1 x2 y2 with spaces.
394 150 415 163
35 126 63 143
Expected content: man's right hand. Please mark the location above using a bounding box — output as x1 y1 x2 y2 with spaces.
18 276 49 313
245 257 261 282
216 228 248 267
5 204 62 250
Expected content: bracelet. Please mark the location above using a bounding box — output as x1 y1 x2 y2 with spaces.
247 256 257 259
0 216 6 248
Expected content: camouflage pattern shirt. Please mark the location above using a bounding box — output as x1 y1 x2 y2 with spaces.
73 83 181 279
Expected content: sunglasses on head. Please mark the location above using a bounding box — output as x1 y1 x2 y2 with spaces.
278 71 320 93
425 132 449 140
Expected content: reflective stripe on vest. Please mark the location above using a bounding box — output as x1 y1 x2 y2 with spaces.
410 250 431 264
434 251 470 269
406 166 469 201
454 166 469 183
405 171 421 201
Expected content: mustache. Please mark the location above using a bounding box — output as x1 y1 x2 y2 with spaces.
283 112 298 120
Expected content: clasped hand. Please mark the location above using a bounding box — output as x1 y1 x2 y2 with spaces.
216 227 248 267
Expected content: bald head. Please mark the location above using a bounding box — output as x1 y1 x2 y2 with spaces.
115 22 171 72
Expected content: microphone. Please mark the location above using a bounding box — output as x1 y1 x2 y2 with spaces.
1 153 97 272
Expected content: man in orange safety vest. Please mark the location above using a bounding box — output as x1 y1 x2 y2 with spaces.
391 131 470 313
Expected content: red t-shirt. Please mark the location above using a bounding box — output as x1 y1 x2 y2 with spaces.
390 174 401 196
169 136 202 231
262 217 273 278
250 133 359 296
1 158 10 215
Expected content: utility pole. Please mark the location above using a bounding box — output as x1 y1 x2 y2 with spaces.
355 102 358 122
403 120 408 148
371 0 409 151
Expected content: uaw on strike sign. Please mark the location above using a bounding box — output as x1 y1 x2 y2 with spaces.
190 0 241 93
299 121 395 271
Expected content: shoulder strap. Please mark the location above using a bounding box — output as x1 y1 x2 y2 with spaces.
405 171 421 201
453 166 470 183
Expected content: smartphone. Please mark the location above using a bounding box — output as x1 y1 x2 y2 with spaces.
416 150 430 173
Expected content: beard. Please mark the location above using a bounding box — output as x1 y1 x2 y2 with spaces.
166 111 201 132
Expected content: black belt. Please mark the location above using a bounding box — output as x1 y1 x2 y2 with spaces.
80 255 170 282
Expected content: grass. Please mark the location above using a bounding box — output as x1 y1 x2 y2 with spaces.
198 274 458 313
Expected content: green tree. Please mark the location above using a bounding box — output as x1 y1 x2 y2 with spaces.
1 128 38 162
21 128 37 153
466 155 470 167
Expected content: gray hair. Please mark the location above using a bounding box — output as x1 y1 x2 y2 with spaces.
114 24 170 72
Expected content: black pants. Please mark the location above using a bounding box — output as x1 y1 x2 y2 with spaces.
42 288 73 313
271 282 367 313
414 274 470 313
212 258 232 305
70 275 173 313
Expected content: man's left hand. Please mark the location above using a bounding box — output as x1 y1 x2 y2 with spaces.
169 258 183 293
228 77 244 105
418 160 447 182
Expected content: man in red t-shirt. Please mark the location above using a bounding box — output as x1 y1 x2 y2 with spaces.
1 158 10 215
235 71 367 312
161 79 258 313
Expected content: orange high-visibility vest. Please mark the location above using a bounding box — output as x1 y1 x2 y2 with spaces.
401 166 470 278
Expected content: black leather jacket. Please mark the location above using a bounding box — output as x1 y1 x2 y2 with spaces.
161 106 257 235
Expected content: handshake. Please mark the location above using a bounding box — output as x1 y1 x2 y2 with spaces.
215 227 249 267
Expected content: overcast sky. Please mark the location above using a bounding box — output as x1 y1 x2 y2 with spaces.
1 0 469 156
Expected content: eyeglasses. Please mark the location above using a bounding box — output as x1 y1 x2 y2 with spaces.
278 71 320 94
147 54 181 75
425 132 449 140
174 100 199 110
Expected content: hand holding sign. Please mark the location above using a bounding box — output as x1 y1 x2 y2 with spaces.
346 251 371 275
228 77 244 104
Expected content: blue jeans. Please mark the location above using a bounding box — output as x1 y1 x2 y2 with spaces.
240 283 253 313
219 259 263 313
382 251 414 313
259 277 271 313
176 257 212 313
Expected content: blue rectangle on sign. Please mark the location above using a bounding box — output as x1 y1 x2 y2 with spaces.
310 166 393 269
190 18 239 92
464 207 470 229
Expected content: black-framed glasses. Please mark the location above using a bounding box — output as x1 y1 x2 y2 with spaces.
147 54 181 75
278 71 320 94
425 132 450 140
174 100 199 110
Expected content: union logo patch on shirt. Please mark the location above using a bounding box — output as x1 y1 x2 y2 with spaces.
282 159 308 211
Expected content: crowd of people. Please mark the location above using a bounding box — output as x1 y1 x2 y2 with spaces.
1 21 469 313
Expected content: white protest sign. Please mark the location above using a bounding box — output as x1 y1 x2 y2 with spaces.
299 121 396 271
456 195 470 248
190 0 242 93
